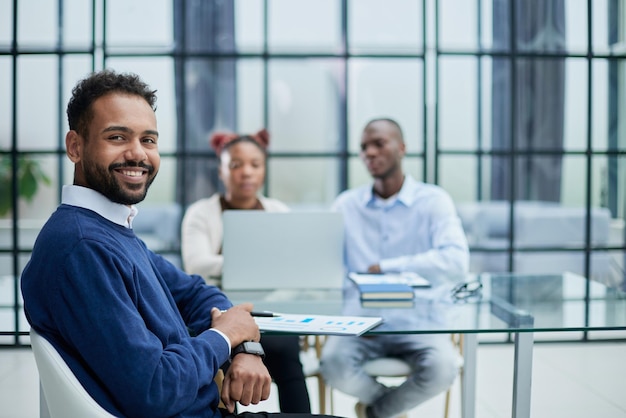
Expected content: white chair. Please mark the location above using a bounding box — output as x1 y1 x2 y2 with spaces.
30 328 116 418
361 334 464 418
299 335 331 414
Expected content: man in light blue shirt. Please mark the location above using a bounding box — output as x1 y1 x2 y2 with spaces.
320 118 470 418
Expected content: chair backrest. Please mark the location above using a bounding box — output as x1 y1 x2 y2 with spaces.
30 329 117 418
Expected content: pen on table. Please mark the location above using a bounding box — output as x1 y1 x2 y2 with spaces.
250 311 281 317
220 310 281 318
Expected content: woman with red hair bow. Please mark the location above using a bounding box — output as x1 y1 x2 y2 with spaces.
181 129 311 413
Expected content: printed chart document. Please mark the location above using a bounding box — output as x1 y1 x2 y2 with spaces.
255 313 383 336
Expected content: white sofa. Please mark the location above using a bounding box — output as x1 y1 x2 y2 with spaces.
457 201 613 279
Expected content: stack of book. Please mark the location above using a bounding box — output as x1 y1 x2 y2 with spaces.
349 272 429 308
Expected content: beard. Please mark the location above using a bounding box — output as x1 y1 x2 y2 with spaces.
83 160 157 205
369 160 401 180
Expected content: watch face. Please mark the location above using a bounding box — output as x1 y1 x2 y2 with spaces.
242 341 264 356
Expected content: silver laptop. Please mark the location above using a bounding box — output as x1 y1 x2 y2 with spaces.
222 211 344 290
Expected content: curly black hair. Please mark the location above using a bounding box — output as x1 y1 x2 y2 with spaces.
66 69 157 138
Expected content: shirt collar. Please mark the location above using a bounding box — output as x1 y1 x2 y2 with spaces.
361 175 420 208
61 185 138 228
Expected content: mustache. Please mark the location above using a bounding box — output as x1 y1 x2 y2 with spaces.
109 161 155 174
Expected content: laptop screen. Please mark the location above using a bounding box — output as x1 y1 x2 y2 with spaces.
221 211 345 290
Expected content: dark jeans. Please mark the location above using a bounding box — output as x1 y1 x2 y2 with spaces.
261 335 311 413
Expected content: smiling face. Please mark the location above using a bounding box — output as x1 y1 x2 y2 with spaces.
360 119 405 180
65 93 160 205
219 141 266 203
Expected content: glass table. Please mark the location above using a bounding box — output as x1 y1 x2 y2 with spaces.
225 272 626 418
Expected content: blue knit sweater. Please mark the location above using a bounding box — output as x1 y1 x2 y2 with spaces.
22 205 233 417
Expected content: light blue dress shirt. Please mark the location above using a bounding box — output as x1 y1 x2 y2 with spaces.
334 175 470 327
333 175 469 280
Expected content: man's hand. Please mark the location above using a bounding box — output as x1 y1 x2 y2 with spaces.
210 303 260 346
221 354 271 413
367 264 382 273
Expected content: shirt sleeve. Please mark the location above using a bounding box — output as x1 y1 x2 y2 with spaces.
209 328 232 354
149 249 232 334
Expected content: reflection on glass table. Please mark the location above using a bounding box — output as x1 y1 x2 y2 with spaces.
225 272 626 418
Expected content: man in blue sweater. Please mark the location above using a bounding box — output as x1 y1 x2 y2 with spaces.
21 70 339 418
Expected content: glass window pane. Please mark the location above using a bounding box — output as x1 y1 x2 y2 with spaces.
439 0 478 50
17 56 58 150
106 0 173 50
489 57 510 151
0 225 12 252
514 2 573 54
0 309 16 342
0 0 13 45
612 156 626 223
594 155 624 230
403 157 424 182
176 58 236 154
489 156 588 203
62 0 93 49
615 60 626 153
529 154 574 203
269 59 342 152
235 0 264 52
601 251 626 288
514 58 567 152
480 1 494 51
564 58 589 151
480 57 493 150
348 0 423 54
488 1 588 54
439 156 478 203
12 155 58 234
268 157 339 208
177 155 220 204
17 0 58 48
177 1 235 54
62 56 95 135
142 156 177 205
107 57 177 153
268 0 341 53
489 58 586 152
62 157 74 190
592 0 611 54
0 58 12 149
347 156 370 190
468 155 498 202
591 59 609 151
237 59 264 134
439 57 478 150
564 0 589 54
348 59 423 153
559 155 588 206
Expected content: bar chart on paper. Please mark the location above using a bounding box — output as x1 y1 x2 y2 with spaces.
254 313 383 336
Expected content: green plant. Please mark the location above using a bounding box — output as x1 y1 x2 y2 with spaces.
0 154 51 216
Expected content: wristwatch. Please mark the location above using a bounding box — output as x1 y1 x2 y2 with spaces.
231 341 265 360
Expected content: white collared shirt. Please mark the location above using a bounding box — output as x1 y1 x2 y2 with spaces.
61 185 138 228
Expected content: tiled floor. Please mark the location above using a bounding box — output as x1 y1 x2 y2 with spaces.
1 340 625 418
